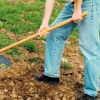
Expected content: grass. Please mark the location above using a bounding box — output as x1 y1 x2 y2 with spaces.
6 47 23 61
0 0 44 35
79 51 84 56
0 21 3 28
62 62 73 70
0 34 15 49
22 41 36 52
28 57 38 63
0 0 67 35
6 47 20 55
70 27 78 40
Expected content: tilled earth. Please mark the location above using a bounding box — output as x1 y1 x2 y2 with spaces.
0 59 84 100
0 31 100 100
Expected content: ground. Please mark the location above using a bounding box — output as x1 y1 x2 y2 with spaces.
0 31 100 100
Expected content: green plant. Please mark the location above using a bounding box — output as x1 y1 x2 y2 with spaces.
6 47 22 61
70 27 78 40
28 57 38 63
22 41 36 52
79 51 84 56
36 37 46 41
0 21 3 28
62 62 73 70
12 54 22 61
58 0 66 3
66 78 72 82
6 47 19 55
0 34 15 49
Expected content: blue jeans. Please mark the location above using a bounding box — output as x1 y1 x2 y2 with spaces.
44 0 100 97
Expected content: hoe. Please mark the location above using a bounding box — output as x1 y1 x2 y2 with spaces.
0 12 88 68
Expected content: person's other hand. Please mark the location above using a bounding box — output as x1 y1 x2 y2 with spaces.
72 10 83 23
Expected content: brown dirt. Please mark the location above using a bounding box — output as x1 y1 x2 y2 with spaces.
0 31 100 100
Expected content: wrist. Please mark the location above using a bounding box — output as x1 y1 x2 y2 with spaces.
42 20 49 26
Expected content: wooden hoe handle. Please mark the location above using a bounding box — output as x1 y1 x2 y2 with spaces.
0 12 88 53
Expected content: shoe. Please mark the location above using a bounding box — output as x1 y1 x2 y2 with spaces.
78 94 98 100
34 74 59 86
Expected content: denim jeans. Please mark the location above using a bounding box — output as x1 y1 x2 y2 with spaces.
44 0 100 97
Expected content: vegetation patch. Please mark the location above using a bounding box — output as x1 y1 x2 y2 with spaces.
22 41 36 52
62 62 73 70
0 34 15 49
28 57 38 63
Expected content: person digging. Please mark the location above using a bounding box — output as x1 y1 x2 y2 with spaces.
33 0 100 100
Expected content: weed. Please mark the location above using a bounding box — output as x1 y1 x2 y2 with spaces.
6 47 19 55
79 52 84 56
28 57 38 63
22 41 36 52
6 47 22 61
36 37 46 41
66 78 72 82
70 27 78 40
12 54 22 61
62 62 73 70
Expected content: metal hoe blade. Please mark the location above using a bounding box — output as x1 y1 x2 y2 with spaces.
0 55 12 68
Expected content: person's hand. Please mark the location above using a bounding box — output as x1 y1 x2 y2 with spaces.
72 10 83 23
38 24 49 37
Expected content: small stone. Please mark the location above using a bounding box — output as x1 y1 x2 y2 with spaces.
61 58 68 63
3 89 8 92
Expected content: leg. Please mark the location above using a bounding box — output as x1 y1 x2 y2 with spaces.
78 0 100 97
44 3 77 78
34 3 77 86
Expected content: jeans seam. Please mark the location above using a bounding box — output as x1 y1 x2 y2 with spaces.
91 0 96 81
51 28 62 77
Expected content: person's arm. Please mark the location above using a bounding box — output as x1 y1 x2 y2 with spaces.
42 0 55 25
38 0 55 36
72 0 82 23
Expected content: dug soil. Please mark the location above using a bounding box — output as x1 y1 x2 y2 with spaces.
0 31 100 100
